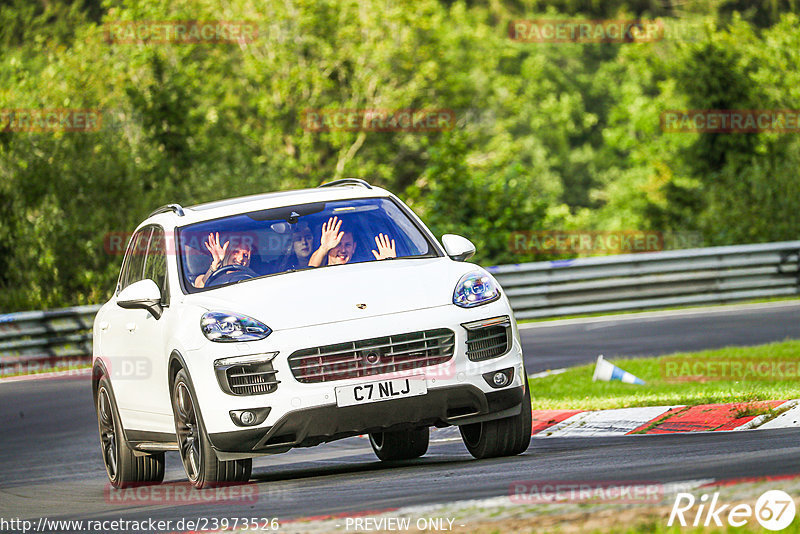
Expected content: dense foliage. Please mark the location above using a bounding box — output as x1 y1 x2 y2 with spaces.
1 0 798 310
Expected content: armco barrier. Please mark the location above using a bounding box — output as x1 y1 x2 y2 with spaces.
1 241 799 374
0 305 100 375
488 241 800 320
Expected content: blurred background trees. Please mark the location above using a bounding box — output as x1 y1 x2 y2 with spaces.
1 0 798 310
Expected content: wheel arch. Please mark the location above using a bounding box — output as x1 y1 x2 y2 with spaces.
91 360 135 450
91 359 110 405
168 349 187 391
167 350 209 434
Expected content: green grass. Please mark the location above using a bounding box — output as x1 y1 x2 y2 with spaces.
609 519 800 533
527 339 800 410
518 295 800 324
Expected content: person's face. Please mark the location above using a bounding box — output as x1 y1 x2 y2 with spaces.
293 231 314 258
227 246 251 267
328 232 356 265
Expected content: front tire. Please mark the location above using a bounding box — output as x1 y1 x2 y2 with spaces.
172 368 251 488
459 380 532 459
95 374 164 488
369 427 429 461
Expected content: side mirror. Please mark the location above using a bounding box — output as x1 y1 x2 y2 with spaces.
441 234 476 262
117 279 163 319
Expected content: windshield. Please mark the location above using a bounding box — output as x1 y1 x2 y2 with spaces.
179 197 437 292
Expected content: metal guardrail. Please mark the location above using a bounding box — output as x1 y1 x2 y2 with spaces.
0 305 100 375
488 241 800 320
1 241 799 375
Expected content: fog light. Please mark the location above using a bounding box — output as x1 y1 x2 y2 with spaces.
482 367 514 389
240 411 256 425
229 407 271 427
493 372 509 387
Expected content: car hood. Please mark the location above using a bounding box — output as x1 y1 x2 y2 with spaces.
185 258 477 330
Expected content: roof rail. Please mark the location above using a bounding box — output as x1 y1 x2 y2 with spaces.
317 178 373 190
148 203 186 218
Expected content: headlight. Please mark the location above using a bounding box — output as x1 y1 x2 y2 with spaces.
201 311 272 342
453 272 500 308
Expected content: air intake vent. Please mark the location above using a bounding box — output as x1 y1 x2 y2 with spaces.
463 316 511 362
215 359 279 396
289 328 455 383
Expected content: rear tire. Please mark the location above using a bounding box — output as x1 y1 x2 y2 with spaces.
369 427 429 461
459 379 532 459
95 374 165 488
172 368 251 488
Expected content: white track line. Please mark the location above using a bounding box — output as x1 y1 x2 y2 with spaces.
528 368 567 379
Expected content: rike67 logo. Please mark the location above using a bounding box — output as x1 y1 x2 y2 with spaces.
668 490 796 530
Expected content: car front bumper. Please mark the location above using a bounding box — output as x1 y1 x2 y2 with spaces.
182 301 526 457
208 383 524 458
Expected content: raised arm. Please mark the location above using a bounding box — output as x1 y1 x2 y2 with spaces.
308 216 343 267
194 232 229 288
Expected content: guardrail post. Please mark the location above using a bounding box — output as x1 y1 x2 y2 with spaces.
778 249 800 293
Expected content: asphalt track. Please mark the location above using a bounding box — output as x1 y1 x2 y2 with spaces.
520 301 800 373
2 302 800 530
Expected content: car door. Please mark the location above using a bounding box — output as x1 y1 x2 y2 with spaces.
134 225 173 422
101 226 151 426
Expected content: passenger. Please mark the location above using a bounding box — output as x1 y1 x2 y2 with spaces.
308 216 396 267
194 232 253 288
281 222 315 270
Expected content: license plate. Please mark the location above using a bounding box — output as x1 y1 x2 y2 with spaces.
335 376 427 407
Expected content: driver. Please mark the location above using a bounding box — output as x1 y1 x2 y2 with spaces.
193 232 253 288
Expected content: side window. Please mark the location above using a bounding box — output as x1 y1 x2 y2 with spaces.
118 227 152 293
143 226 169 305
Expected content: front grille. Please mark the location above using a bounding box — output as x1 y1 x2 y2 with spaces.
464 317 511 361
289 328 455 383
215 360 279 396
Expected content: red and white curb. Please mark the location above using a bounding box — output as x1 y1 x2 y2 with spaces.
536 405 682 437
426 400 799 443
530 400 798 437
755 401 800 429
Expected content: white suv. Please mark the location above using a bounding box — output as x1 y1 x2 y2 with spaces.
92 180 531 489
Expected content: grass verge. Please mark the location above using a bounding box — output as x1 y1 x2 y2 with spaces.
527 339 800 410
